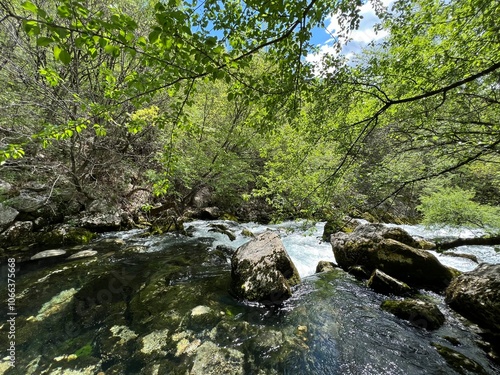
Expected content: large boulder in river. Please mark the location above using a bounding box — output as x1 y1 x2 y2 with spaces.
230 231 300 305
331 224 455 292
445 263 500 333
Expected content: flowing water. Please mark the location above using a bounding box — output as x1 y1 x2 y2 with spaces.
0 220 499 374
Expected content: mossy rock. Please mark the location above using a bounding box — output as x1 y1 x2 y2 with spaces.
208 224 236 241
241 228 255 238
332 224 456 291
149 217 185 235
221 212 238 222
322 217 360 241
315 261 338 273
432 343 487 374
231 231 301 305
368 269 413 296
381 299 445 330
38 226 96 247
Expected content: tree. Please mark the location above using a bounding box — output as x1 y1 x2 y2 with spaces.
417 186 500 232
0 0 170 211
293 0 500 217
1 0 499 224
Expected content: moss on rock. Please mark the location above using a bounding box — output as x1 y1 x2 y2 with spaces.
381 299 445 330
432 343 487 374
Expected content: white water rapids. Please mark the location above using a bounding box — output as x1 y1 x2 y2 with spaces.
184 219 500 277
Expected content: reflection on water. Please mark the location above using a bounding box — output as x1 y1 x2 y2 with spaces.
0 220 498 374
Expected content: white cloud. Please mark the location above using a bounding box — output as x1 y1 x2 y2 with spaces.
307 1 393 73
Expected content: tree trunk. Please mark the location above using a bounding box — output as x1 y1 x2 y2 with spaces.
436 236 500 251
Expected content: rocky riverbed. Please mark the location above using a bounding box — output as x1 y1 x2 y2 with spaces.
0 220 499 374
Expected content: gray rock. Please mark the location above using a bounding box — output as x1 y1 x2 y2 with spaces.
231 231 300 305
87 199 113 213
0 179 13 193
0 221 34 245
331 224 455 291
0 203 19 231
367 269 412 296
77 211 123 231
191 186 212 208
31 249 67 260
381 299 445 330
4 192 45 213
446 263 500 332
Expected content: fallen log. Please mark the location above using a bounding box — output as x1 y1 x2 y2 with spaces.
436 236 500 251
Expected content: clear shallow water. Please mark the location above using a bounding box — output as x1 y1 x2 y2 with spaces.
0 220 499 374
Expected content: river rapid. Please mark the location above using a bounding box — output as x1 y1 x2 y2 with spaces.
0 220 499 374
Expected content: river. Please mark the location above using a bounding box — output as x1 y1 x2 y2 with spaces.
0 220 499 374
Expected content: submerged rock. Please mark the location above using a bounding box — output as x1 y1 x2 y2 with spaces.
331 224 455 291
445 263 500 333
30 288 78 321
141 329 170 355
381 299 445 330
367 269 412 296
230 231 300 305
432 343 488 374
190 341 244 375
442 252 478 263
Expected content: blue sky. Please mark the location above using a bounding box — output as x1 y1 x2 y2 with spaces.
306 0 393 66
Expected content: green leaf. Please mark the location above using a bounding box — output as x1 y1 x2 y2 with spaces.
57 5 72 18
23 20 40 36
21 1 38 14
53 45 71 64
36 37 53 47
99 38 108 48
149 29 161 43
104 44 120 57
52 27 69 40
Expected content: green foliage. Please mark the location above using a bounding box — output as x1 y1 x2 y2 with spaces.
417 187 500 232
1 0 499 224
